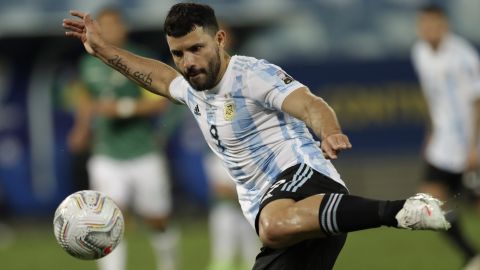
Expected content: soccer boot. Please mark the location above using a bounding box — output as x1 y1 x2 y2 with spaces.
395 193 451 231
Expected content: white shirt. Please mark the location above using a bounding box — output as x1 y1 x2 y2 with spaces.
412 34 480 173
169 55 344 227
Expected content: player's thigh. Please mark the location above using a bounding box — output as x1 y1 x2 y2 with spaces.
87 155 130 209
256 163 348 234
129 154 172 218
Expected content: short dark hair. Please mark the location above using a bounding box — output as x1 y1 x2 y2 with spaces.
419 3 446 16
164 3 219 37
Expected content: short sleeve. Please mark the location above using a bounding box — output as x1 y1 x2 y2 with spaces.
168 76 188 104
247 60 305 111
455 39 480 100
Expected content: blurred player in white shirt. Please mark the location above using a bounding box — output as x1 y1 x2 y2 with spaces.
411 4 480 269
203 153 260 270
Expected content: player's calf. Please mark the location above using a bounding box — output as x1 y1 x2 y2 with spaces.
319 193 405 236
259 191 450 249
319 192 450 236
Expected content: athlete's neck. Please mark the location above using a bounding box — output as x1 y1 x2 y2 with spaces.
429 40 441 51
214 53 231 86
428 33 448 52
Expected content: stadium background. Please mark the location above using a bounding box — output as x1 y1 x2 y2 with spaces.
0 0 479 269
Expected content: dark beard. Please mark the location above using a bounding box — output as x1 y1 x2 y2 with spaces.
183 51 221 91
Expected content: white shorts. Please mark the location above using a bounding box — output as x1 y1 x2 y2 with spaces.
87 153 172 218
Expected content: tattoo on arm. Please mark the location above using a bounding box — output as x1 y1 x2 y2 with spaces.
107 55 130 74
107 55 153 87
133 71 153 87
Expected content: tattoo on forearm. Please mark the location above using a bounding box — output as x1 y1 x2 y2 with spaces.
108 55 131 74
107 55 153 87
133 71 153 87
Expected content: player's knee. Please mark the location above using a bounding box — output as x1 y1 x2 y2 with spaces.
258 208 297 248
259 219 283 248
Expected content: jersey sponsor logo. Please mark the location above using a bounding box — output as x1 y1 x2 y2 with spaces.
223 101 236 121
276 70 294 85
194 104 201 116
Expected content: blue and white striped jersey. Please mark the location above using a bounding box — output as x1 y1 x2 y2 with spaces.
169 55 345 227
412 34 480 173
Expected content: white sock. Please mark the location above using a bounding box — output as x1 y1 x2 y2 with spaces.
97 241 126 270
151 228 180 270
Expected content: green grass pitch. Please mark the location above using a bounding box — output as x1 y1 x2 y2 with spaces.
0 208 479 270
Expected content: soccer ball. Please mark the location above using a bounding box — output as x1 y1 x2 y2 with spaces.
53 190 124 260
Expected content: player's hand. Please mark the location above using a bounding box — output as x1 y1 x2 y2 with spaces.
321 133 352 159
62 10 105 56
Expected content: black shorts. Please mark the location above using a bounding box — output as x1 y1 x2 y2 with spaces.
253 163 349 270
424 162 463 194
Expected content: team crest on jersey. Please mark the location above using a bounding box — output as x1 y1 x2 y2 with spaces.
223 101 236 121
276 70 294 84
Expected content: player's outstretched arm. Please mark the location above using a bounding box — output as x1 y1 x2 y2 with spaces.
62 10 179 100
282 87 351 159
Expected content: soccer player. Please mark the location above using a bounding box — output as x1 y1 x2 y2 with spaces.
411 4 480 269
203 153 260 270
63 3 451 269
67 7 178 270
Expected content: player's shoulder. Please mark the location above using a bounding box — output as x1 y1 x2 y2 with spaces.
411 40 428 56
231 55 279 72
447 34 471 47
446 34 478 56
233 55 287 84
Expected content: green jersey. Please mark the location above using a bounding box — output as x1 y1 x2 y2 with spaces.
79 44 157 160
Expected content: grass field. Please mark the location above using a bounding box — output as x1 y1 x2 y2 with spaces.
0 207 479 270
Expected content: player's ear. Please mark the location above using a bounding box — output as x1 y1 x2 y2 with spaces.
216 30 226 48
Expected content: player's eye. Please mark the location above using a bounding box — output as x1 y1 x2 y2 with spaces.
171 50 183 58
190 45 203 53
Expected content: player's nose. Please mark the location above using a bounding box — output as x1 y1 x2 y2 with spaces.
182 52 196 70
